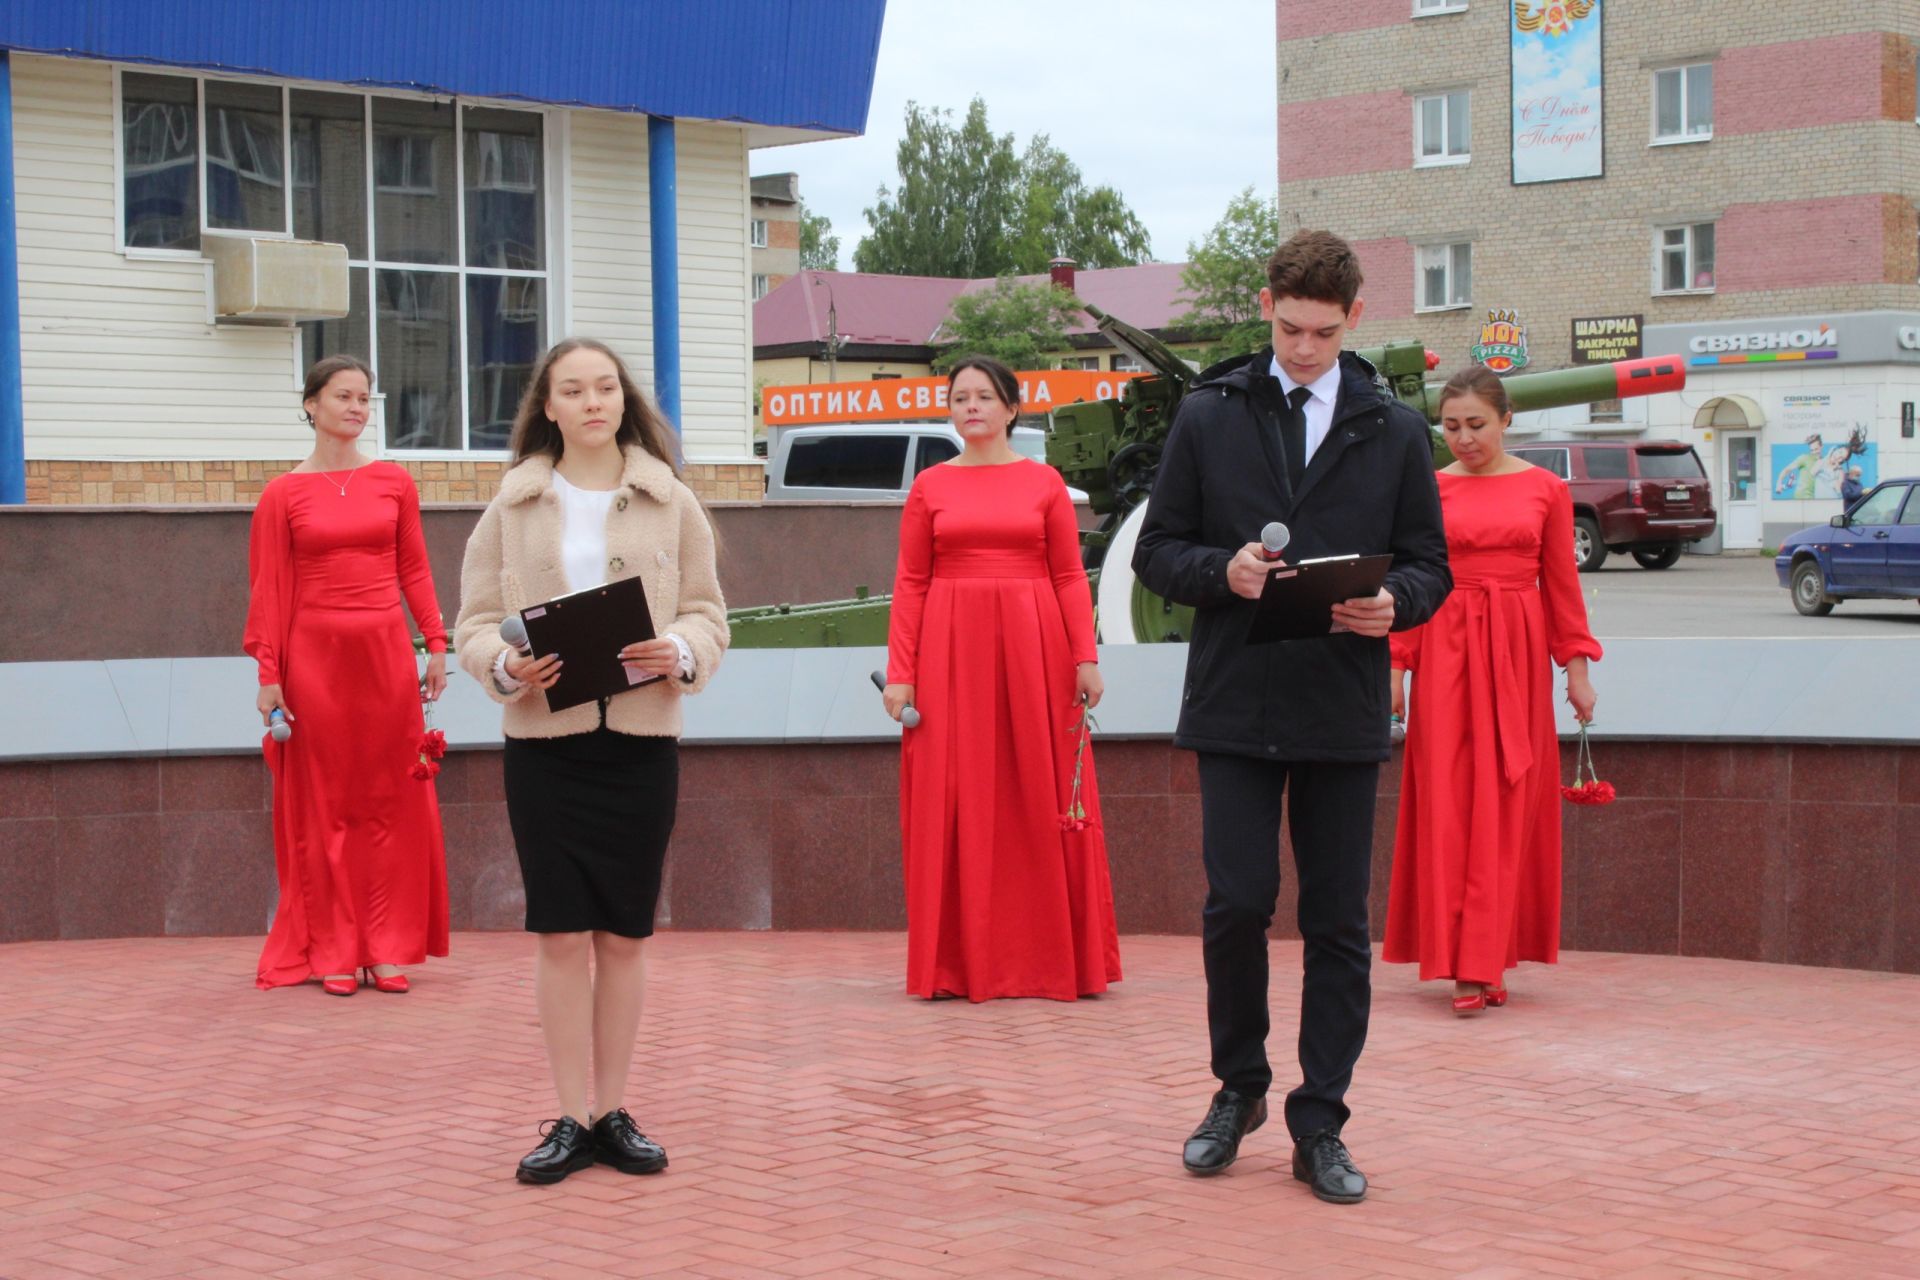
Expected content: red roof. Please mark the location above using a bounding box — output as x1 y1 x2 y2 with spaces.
753 263 1194 351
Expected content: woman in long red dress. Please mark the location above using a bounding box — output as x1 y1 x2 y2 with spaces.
1384 366 1599 1015
245 355 451 995
882 356 1122 1001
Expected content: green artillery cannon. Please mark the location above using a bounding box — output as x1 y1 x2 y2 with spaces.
727 305 1686 648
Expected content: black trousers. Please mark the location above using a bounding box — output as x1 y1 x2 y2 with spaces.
1197 752 1379 1139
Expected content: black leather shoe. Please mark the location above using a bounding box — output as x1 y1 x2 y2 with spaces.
515 1116 595 1185
1181 1088 1267 1175
1292 1128 1367 1203
590 1108 668 1175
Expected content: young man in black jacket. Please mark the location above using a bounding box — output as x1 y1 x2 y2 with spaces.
1133 229 1450 1203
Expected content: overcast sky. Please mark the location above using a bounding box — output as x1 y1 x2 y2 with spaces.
752 0 1278 271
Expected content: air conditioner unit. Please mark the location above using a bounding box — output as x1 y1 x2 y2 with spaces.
204 235 350 321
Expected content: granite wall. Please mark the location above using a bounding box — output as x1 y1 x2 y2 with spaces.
4 739 1915 975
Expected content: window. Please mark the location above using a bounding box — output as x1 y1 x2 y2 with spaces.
750 218 769 248
914 436 960 474
1584 449 1629 480
1111 354 1144 372
1511 447 1569 479
1634 448 1706 479
1655 222 1715 294
1413 0 1467 12
1900 486 1920 525
1414 91 1470 165
1653 63 1713 142
122 71 550 455
1064 356 1102 371
784 435 910 489
1850 484 1906 525
1416 241 1472 311
752 274 771 300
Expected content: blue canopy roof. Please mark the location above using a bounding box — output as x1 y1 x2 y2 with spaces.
0 0 885 135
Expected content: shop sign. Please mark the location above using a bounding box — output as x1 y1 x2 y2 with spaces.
1687 323 1838 365
1570 313 1641 364
762 370 1142 427
1470 308 1530 374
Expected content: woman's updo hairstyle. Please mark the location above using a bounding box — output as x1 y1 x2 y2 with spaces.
943 355 1022 435
301 355 374 425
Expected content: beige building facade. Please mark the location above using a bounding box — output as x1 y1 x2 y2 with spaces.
1277 0 1920 546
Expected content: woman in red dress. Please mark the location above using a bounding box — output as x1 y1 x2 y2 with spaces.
883 356 1122 1001
1384 366 1599 1015
245 356 451 995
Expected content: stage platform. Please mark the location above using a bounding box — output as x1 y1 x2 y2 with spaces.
4 932 1917 1279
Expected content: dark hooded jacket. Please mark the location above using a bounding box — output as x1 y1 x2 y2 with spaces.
1132 347 1451 762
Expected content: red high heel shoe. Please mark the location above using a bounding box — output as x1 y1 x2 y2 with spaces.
1484 983 1508 1008
321 974 357 997
362 966 409 994
1451 988 1486 1015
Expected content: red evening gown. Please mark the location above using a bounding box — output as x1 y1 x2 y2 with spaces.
1383 466 1601 985
887 459 1123 1001
245 463 451 988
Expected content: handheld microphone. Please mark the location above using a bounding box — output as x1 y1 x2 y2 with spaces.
500 615 533 655
268 708 291 743
1260 521 1291 561
870 669 921 729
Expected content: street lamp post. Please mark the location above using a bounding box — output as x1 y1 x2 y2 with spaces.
812 276 839 382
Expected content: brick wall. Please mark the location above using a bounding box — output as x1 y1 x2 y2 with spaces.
1352 235 1416 321
22 459 764 506
1718 33 1888 136
1279 91 1410 181
1717 195 1900 294
1276 0 1410 40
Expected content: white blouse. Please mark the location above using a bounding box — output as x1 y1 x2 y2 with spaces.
493 470 692 689
552 469 618 594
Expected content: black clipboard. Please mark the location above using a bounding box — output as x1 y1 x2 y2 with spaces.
1246 553 1393 644
518 576 659 712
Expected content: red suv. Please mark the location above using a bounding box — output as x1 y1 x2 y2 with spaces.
1508 440 1717 572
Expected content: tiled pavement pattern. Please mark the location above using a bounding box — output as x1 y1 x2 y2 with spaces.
4 933 1918 1279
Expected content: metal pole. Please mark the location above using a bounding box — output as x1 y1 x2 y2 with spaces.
827 295 838 382
646 115 680 436
0 52 26 504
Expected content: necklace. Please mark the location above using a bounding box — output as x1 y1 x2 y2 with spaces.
319 464 363 497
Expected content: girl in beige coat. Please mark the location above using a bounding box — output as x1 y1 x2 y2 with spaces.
454 338 727 1184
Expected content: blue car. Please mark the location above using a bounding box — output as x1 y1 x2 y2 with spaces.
1775 477 1920 615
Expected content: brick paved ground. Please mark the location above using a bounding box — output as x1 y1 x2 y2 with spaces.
3 933 1918 1279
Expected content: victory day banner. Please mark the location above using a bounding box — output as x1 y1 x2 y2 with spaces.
1510 0 1605 185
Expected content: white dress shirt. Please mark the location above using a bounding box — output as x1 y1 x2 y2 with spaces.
494 471 692 690
1269 355 1342 466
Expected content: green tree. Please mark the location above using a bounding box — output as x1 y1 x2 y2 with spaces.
855 98 1151 278
798 200 839 271
930 276 1083 374
1178 187 1281 365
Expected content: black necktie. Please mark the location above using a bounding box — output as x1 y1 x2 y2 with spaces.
1280 386 1312 482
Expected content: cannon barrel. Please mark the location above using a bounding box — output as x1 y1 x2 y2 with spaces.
1351 340 1687 423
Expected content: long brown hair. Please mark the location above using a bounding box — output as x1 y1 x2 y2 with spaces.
1436 364 1513 418
508 338 681 471
301 355 373 424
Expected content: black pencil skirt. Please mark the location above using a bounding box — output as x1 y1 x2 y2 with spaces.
502 730 679 937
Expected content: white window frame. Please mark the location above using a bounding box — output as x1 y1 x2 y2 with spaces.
1415 241 1472 312
1652 222 1716 296
113 66 565 460
1413 90 1470 167
1651 62 1714 145
1412 0 1468 15
750 218 769 249
752 273 771 300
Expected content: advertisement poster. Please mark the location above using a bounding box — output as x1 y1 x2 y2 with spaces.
1768 389 1877 500
1511 1 1605 185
